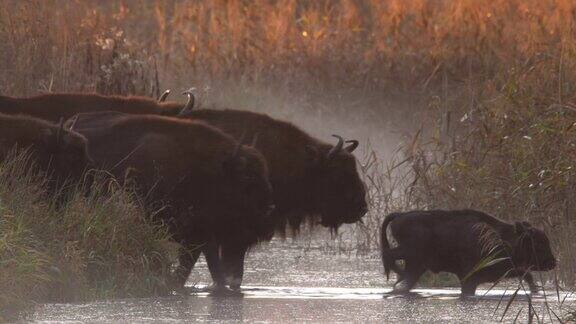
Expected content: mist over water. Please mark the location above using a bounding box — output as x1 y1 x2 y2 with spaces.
201 83 417 159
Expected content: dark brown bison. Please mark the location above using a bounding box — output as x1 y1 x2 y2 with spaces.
381 209 557 295
0 113 92 185
0 92 187 123
179 108 368 290
68 111 274 291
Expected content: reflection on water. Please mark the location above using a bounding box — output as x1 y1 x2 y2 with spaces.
28 239 575 323
193 285 575 302
29 287 575 323
208 297 244 322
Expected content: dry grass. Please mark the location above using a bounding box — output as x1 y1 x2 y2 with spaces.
2 1 575 117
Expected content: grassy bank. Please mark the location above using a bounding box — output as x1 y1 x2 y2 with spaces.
0 153 177 319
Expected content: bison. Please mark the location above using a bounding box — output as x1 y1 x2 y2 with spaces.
0 113 92 186
178 108 368 290
380 209 557 295
0 92 187 123
67 111 274 291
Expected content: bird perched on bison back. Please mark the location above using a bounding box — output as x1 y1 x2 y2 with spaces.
67 111 274 292
380 209 557 295
178 106 368 290
0 92 184 123
0 113 92 189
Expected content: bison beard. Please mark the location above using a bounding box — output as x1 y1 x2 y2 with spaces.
0 113 92 189
0 93 184 123
180 108 368 290
68 112 274 291
380 209 557 295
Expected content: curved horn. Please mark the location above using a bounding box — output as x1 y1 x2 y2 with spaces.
327 134 344 159
66 115 79 132
158 89 171 102
178 87 196 116
345 140 359 153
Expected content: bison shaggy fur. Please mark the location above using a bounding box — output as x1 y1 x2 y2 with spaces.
0 113 92 185
69 111 274 289
0 93 183 123
181 108 368 289
381 209 557 295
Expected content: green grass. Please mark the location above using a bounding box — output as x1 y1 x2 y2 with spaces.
0 152 178 319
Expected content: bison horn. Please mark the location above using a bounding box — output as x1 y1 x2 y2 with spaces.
327 134 344 159
178 87 196 116
158 89 171 102
345 140 359 153
66 115 79 132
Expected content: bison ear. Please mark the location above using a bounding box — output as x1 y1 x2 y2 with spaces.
521 221 532 228
39 127 57 145
305 145 321 164
40 124 73 148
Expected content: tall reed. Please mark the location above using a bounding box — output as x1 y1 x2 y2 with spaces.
0 152 177 319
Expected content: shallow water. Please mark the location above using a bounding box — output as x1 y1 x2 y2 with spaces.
29 238 574 323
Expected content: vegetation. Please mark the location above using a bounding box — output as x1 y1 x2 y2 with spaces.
0 0 575 318
0 152 177 319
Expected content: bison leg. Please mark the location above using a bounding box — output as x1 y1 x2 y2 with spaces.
385 246 406 280
221 243 249 291
202 241 228 290
523 273 540 293
393 261 425 293
173 245 202 288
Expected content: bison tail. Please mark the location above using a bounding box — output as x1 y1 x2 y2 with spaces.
380 212 400 280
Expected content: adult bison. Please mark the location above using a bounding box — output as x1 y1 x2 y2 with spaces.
68 111 274 291
179 108 368 290
381 209 557 295
0 113 92 186
0 92 187 123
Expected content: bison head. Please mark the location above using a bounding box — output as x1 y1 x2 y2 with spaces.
512 221 556 271
200 142 274 239
306 135 368 229
0 118 92 185
36 120 93 184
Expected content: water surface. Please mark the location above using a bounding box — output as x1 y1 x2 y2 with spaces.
29 238 574 323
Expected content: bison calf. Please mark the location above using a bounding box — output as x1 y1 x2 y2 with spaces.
381 209 556 295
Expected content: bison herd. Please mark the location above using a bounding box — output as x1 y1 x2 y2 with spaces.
0 91 557 296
